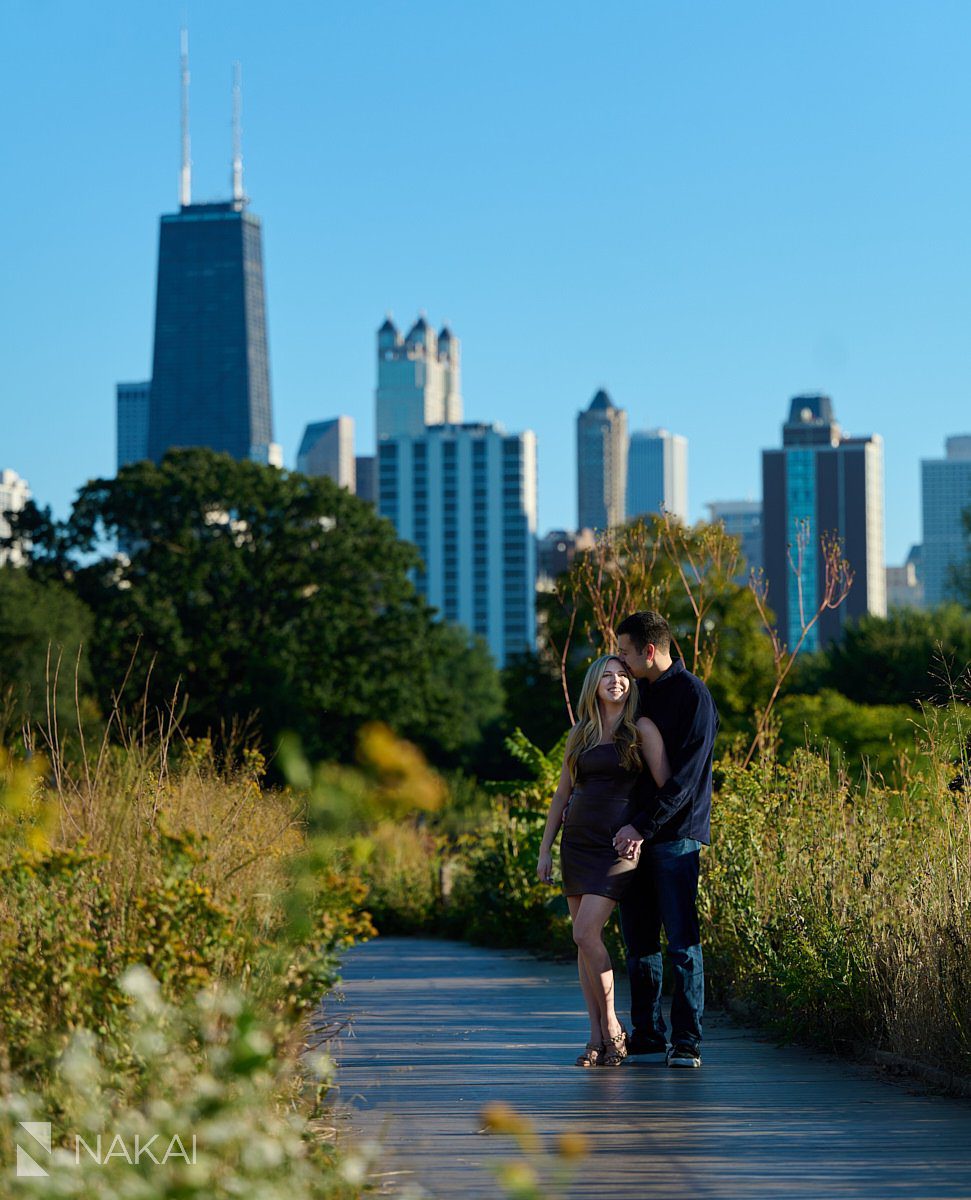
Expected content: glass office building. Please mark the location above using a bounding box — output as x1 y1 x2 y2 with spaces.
576 389 628 532
762 395 885 649
705 500 762 580
921 435 971 607
378 423 537 665
147 200 274 465
116 381 151 469
297 417 356 490
627 428 688 523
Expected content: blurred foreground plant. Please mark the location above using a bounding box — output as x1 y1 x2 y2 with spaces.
480 1102 588 1200
0 965 365 1199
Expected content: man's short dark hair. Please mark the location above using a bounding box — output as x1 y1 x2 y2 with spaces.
616 610 672 654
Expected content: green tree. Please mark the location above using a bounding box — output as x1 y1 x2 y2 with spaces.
497 650 572 753
776 688 918 781
0 568 97 741
797 606 971 708
11 449 502 764
408 621 505 767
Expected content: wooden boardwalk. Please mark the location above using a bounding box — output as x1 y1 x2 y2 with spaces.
331 938 971 1199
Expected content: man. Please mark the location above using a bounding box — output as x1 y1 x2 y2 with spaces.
613 610 718 1069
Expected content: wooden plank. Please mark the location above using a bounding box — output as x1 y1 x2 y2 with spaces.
331 938 971 1199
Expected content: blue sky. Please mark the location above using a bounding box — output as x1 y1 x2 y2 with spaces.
4 0 971 564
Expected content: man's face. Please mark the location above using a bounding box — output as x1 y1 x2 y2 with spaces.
617 633 653 679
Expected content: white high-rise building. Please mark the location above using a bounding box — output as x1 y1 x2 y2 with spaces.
0 469 31 567
921 435 971 607
378 423 537 665
577 390 627 531
375 315 462 439
297 417 356 491
117 381 151 469
628 429 688 523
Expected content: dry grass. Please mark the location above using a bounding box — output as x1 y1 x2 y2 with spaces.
705 709 971 1073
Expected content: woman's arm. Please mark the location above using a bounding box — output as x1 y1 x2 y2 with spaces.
636 717 671 788
536 750 573 883
612 720 671 859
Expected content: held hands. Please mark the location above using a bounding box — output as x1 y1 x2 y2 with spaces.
537 848 554 885
612 824 644 861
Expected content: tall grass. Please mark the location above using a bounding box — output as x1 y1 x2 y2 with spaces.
702 705 971 1072
0 706 450 1194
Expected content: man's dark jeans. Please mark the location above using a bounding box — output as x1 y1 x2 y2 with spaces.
619 837 704 1050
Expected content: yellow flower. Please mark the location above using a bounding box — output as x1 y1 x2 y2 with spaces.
555 1131 589 1160
480 1101 528 1136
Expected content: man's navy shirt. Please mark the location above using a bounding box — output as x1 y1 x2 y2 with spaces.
631 658 718 845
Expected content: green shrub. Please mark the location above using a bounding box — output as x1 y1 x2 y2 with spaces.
0 966 365 1198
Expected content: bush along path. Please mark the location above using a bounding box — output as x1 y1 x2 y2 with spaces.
333 937 971 1200
0 724 446 1197
360 724 971 1088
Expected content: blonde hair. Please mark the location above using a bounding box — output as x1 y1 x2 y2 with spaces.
565 654 641 782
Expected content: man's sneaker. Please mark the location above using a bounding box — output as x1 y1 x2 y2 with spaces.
627 1031 668 1058
666 1042 702 1069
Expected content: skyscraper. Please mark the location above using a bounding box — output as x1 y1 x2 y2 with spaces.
116 381 151 469
374 315 535 663
705 500 763 577
355 456 376 504
375 316 462 440
886 545 924 610
297 418 355 490
921 435 971 607
762 395 885 649
0 469 30 567
577 390 627 531
627 429 688 523
378 423 537 665
145 38 278 467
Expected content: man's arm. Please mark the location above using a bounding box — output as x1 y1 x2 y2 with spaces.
626 687 717 840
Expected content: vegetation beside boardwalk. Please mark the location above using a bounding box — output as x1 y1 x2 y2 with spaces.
0 722 446 1197
354 710 971 1080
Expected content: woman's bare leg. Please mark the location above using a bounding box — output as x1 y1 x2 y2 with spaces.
571 894 623 1042
567 895 602 1044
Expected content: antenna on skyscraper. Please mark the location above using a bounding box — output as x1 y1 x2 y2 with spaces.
231 61 244 203
179 27 192 207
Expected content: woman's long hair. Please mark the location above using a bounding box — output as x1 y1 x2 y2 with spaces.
564 654 641 782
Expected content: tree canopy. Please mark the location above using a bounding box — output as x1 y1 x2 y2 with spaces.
0 568 96 740
797 605 971 708
8 449 503 765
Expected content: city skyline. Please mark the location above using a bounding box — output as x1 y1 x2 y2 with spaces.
6 3 971 562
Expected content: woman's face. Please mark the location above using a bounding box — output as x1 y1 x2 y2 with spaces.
597 659 631 705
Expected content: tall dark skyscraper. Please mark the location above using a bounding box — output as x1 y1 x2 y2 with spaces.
762 395 885 650
144 41 277 466
147 201 274 463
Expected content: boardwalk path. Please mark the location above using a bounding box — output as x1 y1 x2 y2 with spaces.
332 938 971 1199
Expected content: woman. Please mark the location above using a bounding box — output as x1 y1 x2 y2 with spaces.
536 654 670 1067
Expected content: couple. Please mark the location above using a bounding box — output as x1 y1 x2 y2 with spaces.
536 610 718 1069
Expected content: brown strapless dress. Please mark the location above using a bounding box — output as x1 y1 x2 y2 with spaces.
560 742 642 901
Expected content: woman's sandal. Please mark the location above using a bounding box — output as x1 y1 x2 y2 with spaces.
575 1041 605 1068
601 1028 629 1067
